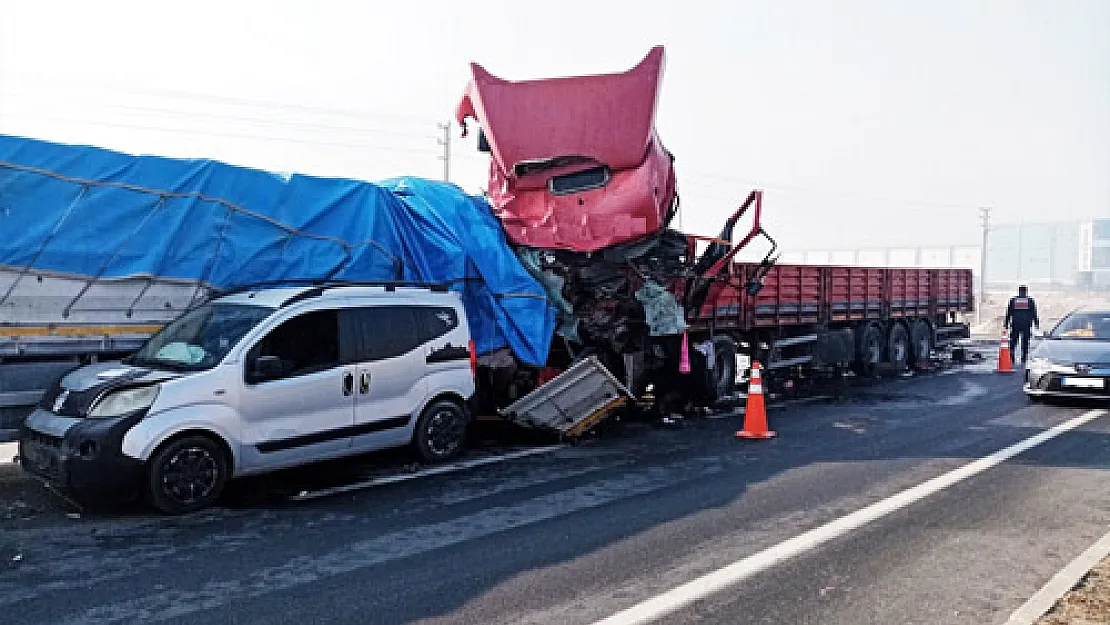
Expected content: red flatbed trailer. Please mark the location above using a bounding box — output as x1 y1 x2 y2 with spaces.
666 188 972 397
684 260 972 377
688 264 972 332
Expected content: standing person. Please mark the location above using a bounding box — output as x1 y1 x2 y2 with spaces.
1004 285 1039 365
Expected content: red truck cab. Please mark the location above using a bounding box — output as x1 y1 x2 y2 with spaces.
455 47 677 252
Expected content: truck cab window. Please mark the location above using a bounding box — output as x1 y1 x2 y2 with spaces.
247 310 340 382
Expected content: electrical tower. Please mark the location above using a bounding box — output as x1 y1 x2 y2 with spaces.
979 207 992 321
437 122 451 182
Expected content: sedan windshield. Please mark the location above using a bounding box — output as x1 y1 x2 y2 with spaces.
1050 312 1110 340
132 303 274 371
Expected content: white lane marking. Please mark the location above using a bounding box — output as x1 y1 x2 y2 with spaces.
1004 527 1110 625
290 445 566 501
591 408 1108 625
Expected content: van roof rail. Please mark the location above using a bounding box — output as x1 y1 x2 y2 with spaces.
208 279 452 304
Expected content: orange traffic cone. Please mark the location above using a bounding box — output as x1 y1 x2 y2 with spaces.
736 361 776 439
998 328 1013 373
679 331 691 374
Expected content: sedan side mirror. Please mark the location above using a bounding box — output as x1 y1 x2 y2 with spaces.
252 355 283 381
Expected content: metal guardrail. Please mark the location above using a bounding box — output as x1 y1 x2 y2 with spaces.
0 391 44 408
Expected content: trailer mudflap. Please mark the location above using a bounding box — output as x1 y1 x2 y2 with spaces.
499 356 633 437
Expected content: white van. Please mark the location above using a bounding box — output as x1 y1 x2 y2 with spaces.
19 284 476 513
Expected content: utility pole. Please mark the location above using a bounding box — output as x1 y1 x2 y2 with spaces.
978 207 992 324
437 122 451 182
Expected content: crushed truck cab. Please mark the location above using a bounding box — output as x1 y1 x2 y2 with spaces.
455 47 677 252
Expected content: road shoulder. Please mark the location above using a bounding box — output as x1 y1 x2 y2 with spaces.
1007 529 1110 625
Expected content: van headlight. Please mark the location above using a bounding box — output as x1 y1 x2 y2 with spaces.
89 385 160 418
1027 358 1076 375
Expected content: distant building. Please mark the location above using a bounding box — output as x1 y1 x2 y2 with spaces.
1078 220 1110 288
985 221 1081 287
783 218 1110 291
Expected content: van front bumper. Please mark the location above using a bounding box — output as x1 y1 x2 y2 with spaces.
19 409 146 506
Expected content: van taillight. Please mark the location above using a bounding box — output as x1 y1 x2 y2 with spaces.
468 340 477 377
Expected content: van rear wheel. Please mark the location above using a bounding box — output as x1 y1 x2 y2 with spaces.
413 399 468 463
146 435 228 515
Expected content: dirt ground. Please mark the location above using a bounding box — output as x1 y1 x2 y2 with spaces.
972 290 1110 337
1036 556 1110 625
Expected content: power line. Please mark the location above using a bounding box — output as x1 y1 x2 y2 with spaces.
0 112 443 155
683 171 982 211
5 73 441 126
4 92 441 140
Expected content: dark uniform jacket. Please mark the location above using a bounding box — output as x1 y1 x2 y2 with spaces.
1005 296 1039 329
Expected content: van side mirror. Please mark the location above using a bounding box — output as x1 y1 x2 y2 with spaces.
252 355 283 381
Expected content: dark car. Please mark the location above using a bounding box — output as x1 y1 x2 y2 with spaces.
1025 309 1110 401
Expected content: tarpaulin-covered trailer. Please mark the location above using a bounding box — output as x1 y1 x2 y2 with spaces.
0 135 556 437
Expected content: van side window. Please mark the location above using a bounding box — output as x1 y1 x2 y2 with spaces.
417 307 459 343
246 310 340 382
349 307 421 362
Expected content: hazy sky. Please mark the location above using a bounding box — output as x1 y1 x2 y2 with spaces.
1 0 1107 255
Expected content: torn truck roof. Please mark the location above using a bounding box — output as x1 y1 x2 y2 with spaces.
455 47 677 253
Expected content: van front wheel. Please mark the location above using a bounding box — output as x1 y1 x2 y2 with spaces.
146 435 228 515
413 399 468 463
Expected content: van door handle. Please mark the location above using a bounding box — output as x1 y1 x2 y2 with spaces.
359 372 371 394
342 372 354 396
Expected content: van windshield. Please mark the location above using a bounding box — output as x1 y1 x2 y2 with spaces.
132 303 274 371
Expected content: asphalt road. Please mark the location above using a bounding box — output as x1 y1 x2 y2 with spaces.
2 361 1109 625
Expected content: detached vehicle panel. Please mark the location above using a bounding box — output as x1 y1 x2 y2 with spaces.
19 285 476 513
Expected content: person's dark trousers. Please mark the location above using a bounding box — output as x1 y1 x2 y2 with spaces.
1010 325 1032 364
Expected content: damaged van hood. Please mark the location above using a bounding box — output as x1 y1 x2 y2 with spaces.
40 362 182 417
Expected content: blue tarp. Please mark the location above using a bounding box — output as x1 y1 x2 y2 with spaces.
0 134 555 365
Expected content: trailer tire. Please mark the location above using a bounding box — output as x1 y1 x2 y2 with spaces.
853 323 883 378
909 320 933 368
710 335 738 400
887 323 910 373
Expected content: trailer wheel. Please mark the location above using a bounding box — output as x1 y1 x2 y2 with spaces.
853 324 883 377
887 323 910 373
909 320 933 368
710 335 738 400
